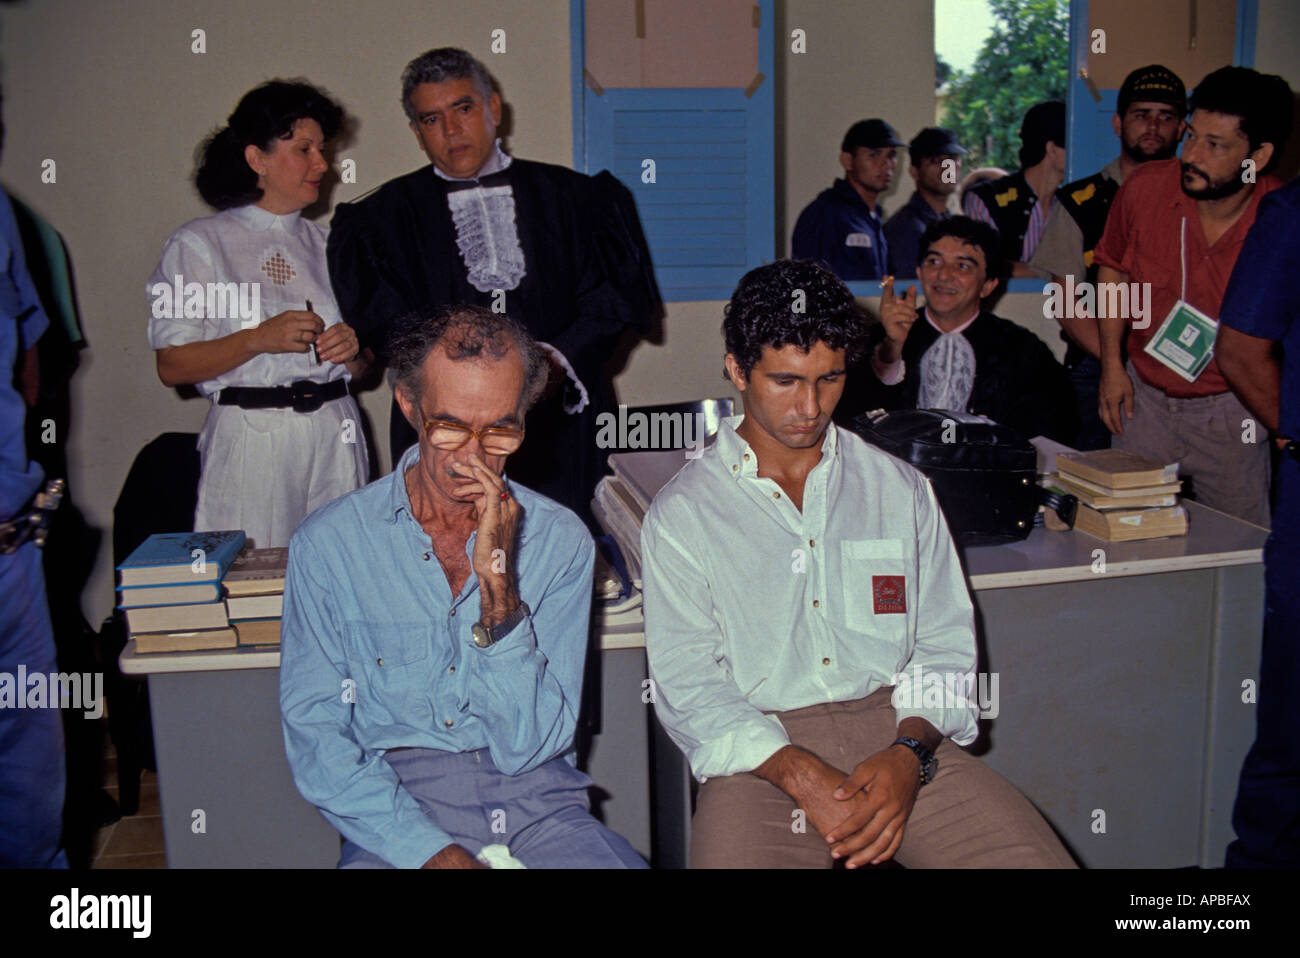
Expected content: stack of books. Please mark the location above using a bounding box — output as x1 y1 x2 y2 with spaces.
1051 450 1188 542
222 546 288 647
592 447 693 588
117 531 246 652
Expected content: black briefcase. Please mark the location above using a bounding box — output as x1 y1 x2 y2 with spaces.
847 409 1047 546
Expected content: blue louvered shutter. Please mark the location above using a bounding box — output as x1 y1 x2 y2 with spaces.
575 5 774 301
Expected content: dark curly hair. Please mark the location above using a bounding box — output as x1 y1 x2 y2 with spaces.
917 216 1006 284
722 260 867 381
195 79 344 210
386 304 549 412
1189 66 1293 174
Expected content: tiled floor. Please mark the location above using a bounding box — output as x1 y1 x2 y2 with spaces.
91 736 167 869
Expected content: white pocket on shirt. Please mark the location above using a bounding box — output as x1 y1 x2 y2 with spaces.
840 539 909 634
845 232 874 248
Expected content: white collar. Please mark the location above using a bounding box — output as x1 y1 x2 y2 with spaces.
716 414 838 479
231 204 304 234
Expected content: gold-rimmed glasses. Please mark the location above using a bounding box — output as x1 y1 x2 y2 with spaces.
422 417 525 455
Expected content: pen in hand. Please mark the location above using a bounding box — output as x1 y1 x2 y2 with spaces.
306 299 319 363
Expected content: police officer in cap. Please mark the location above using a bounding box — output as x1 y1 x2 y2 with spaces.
792 118 906 281
885 127 969 279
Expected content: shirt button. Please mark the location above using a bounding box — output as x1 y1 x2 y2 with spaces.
449 608 456 617
422 552 431 560
809 539 815 548
732 464 739 472
773 492 780 499
743 453 751 461
376 657 384 666
444 718 454 728
822 657 831 666
448 666 455 674
812 599 820 608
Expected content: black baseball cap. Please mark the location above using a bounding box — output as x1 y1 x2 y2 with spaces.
1117 64 1187 116
908 127 968 166
842 118 906 153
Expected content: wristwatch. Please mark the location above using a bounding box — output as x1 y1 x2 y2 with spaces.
471 602 530 648
891 736 938 786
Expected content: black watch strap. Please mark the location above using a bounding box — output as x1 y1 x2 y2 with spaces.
891 736 939 786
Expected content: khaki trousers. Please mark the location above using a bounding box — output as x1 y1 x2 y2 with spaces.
1115 363 1270 527
690 688 1078 868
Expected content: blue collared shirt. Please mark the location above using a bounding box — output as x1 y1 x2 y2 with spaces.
279 443 595 868
791 178 889 281
1 188 49 520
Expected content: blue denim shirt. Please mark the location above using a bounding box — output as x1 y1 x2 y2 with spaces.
279 443 595 868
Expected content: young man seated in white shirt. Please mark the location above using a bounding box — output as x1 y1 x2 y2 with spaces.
640 259 1077 868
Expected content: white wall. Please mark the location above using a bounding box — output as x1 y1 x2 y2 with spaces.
2 0 1294 624
0 0 575 623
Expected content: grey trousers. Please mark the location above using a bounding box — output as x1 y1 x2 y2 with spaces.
1116 363 1271 527
690 688 1078 868
338 747 648 869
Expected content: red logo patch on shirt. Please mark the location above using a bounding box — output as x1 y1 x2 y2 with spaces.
872 575 907 614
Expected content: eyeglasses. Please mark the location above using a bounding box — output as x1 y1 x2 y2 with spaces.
422 418 525 455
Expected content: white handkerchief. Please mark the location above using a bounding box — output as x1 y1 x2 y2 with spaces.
476 843 527 869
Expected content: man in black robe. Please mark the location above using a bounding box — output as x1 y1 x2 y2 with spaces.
837 216 1076 444
327 47 658 519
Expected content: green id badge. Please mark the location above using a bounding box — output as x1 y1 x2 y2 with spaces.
1143 300 1218 382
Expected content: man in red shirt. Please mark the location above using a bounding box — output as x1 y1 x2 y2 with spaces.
1094 66 1293 525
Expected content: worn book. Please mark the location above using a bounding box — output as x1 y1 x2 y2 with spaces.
1073 503 1188 542
117 530 247 587
1052 471 1182 499
223 546 289 597
225 592 283 620
133 627 238 654
232 618 281 647
118 581 222 607
1052 475 1180 510
1057 450 1179 490
125 601 229 634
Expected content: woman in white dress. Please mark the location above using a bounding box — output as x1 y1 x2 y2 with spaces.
147 80 369 548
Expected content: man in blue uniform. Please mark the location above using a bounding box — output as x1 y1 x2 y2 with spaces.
0 184 66 868
884 127 967 279
792 119 904 281
1217 176 1300 868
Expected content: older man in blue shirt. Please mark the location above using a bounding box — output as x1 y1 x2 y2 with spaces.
279 304 645 869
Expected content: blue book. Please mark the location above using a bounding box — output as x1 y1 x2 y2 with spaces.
116 530 247 588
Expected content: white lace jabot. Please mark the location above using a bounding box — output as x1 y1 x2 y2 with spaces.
918 331 976 412
438 140 525 292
